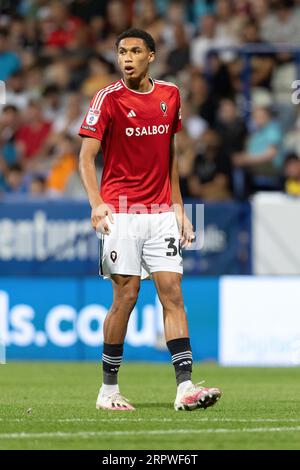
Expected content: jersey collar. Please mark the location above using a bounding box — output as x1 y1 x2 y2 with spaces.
121 77 155 95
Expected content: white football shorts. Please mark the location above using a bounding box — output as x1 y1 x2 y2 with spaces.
98 212 183 280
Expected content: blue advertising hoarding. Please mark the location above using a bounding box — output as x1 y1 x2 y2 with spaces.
0 198 251 276
0 277 219 361
183 200 252 275
0 197 98 275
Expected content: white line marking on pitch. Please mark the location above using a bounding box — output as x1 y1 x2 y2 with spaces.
1 418 300 423
57 418 300 423
0 426 300 440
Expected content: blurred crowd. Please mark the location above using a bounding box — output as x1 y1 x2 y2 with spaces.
1 0 300 201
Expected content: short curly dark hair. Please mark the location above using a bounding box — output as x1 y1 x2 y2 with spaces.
115 28 156 53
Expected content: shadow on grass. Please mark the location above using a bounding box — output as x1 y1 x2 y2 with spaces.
137 403 173 409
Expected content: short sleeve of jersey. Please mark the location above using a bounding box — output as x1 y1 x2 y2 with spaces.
172 88 182 134
78 91 111 141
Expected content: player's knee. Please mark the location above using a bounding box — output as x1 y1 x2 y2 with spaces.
122 288 139 306
114 283 140 308
159 281 183 309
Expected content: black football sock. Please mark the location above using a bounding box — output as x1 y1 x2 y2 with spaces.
167 337 193 385
102 343 123 385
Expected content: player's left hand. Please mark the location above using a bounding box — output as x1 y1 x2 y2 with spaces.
176 212 195 249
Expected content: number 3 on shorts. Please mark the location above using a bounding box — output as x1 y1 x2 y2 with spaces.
165 237 182 257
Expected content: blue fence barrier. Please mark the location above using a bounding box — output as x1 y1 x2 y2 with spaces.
0 198 251 276
0 277 219 361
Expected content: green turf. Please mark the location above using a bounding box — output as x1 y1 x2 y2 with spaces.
0 362 299 450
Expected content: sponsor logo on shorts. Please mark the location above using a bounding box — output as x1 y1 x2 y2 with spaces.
110 250 117 263
125 124 170 137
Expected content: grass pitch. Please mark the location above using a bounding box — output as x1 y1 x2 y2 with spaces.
0 362 299 450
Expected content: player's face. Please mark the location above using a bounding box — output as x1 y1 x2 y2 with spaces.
117 38 154 79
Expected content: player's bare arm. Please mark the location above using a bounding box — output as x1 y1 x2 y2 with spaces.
170 135 195 248
78 137 114 234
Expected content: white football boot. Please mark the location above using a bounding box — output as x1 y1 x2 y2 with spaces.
96 387 135 411
174 381 221 411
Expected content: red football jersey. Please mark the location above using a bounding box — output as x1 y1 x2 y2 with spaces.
79 78 182 213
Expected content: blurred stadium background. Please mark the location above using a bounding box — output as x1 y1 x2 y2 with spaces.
1 0 300 439
1 0 300 451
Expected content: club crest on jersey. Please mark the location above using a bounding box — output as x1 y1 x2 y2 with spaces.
110 250 117 263
126 128 134 136
86 108 100 125
160 101 167 116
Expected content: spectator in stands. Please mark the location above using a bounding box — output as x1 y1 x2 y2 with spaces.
46 134 78 196
188 129 232 201
96 0 131 64
0 105 21 168
160 0 193 49
216 98 247 159
0 158 7 193
181 98 208 142
284 107 300 155
52 92 84 138
16 100 52 168
44 56 72 91
133 0 165 44
4 163 25 194
191 14 235 71
215 0 239 43
0 27 21 81
251 0 271 28
165 23 190 76
5 71 31 110
176 127 196 199
1 0 300 202
233 106 283 194
25 64 45 99
29 174 47 196
70 0 109 23
105 0 131 36
64 170 88 198
9 14 42 60
262 0 300 45
81 55 114 98
208 53 235 101
43 2 83 51
284 152 300 196
188 73 218 128
191 15 218 70
191 0 215 24
10 14 28 52
42 85 64 123
240 19 274 90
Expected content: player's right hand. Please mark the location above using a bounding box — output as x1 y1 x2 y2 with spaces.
91 203 114 235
